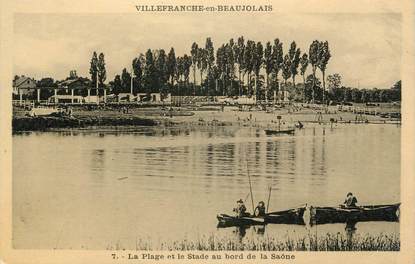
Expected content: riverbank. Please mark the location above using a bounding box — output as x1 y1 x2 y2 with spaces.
12 105 401 132
105 232 399 251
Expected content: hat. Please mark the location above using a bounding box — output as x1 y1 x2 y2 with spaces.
237 199 243 203
347 192 353 196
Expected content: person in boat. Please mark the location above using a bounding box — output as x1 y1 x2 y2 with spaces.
233 199 248 218
254 201 266 217
343 192 358 207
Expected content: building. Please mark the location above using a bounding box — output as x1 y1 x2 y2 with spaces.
13 76 37 96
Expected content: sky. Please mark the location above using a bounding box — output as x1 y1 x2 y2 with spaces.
13 12 401 89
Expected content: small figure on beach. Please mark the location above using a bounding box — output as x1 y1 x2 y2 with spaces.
295 121 304 129
343 192 358 207
254 201 266 217
233 199 248 218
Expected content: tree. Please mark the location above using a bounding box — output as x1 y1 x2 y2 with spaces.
205 38 215 95
37 77 55 87
197 47 207 92
121 68 131 93
166 48 177 89
216 44 226 95
89 51 98 88
226 39 236 96
360 90 368 103
175 56 184 94
343 88 352 102
264 41 273 101
317 41 331 104
309 40 320 103
235 36 245 95
132 54 144 94
252 41 263 99
155 49 168 97
143 49 158 94
182 54 192 88
97 53 106 88
281 54 292 100
351 88 361 103
327 73 341 91
190 42 199 94
305 74 322 102
271 39 283 100
244 40 255 95
289 43 301 88
391 80 401 101
112 75 123 96
299 53 309 102
69 70 78 79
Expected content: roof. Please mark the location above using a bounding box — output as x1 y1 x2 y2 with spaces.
57 78 93 88
13 76 36 88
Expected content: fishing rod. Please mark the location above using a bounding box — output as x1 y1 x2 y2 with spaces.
266 186 272 213
245 149 255 214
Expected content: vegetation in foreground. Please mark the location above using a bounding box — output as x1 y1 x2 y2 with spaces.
107 233 399 251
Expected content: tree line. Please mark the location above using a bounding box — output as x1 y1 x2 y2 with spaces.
107 37 333 102
15 37 400 104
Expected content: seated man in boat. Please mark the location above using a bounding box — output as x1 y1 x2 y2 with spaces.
343 192 358 208
233 199 248 218
254 201 266 217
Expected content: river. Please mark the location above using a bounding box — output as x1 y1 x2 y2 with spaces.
13 124 400 249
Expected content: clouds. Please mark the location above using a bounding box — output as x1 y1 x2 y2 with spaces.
13 12 401 88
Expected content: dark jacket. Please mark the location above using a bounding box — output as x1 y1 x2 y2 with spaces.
233 203 247 217
254 205 266 217
344 196 358 207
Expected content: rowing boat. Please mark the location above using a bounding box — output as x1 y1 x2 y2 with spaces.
217 206 306 227
265 207 306 224
216 204 400 227
217 214 265 227
310 203 400 224
264 128 295 135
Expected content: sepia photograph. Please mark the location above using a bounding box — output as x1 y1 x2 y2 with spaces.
9 11 403 252
2 1 415 262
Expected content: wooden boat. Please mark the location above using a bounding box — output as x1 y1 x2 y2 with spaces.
217 206 306 227
264 128 295 135
217 214 265 227
265 206 306 224
217 204 400 227
310 203 400 225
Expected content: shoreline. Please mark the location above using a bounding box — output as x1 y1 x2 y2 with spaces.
12 106 401 132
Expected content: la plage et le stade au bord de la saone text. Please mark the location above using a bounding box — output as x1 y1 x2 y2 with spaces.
113 252 295 261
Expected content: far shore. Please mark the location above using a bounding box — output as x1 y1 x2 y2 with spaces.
12 104 401 132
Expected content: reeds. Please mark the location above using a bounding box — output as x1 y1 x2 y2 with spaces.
123 233 399 251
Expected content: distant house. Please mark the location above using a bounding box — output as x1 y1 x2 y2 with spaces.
13 76 37 95
57 78 92 94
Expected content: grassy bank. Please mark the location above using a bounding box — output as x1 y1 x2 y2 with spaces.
106 233 399 251
12 116 162 132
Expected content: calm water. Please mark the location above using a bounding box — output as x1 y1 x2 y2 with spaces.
13 124 400 249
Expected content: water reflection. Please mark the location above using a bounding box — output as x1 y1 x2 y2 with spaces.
12 124 400 249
